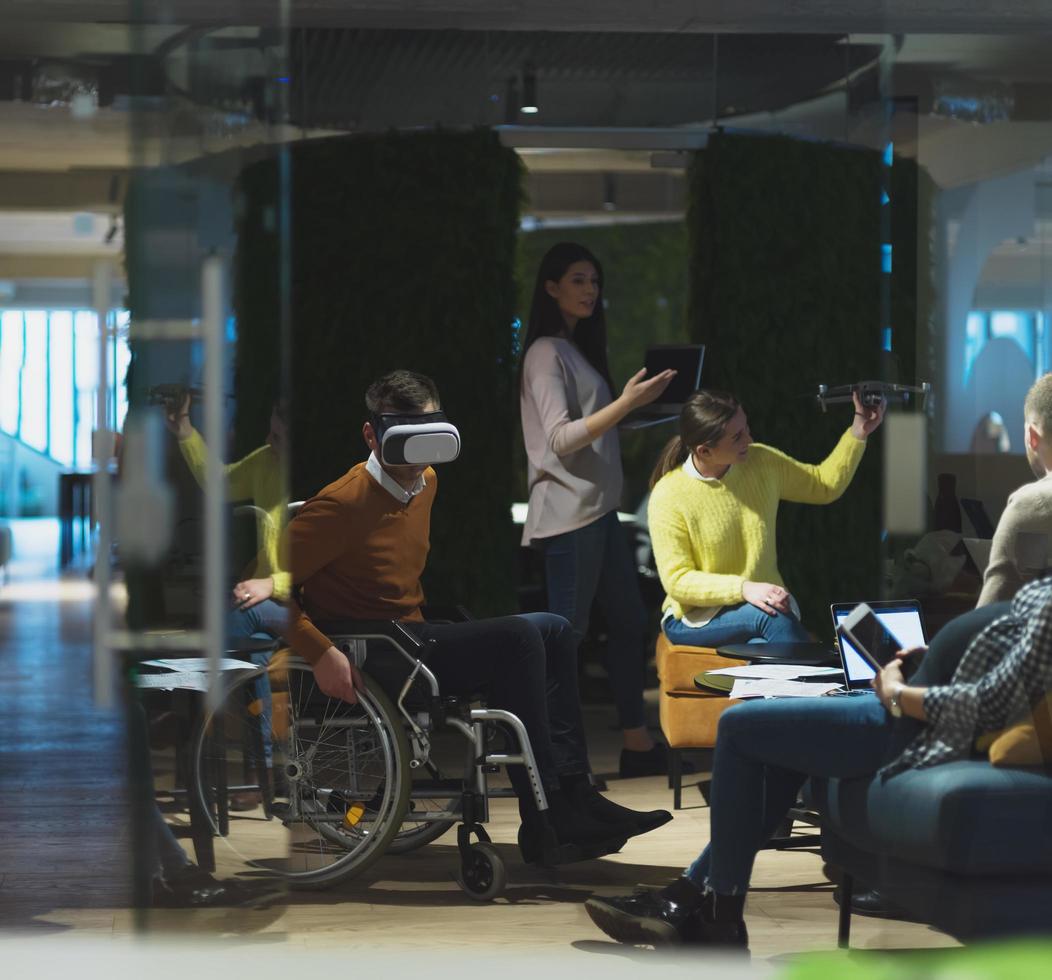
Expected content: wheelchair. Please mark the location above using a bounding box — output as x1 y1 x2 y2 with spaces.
191 617 552 900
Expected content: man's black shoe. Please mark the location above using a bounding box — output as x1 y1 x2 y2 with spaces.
560 775 672 835
152 865 282 909
834 885 913 920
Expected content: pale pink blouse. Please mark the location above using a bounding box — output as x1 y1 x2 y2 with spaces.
520 336 623 545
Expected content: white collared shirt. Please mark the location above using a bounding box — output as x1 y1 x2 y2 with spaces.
683 454 724 482
366 452 427 505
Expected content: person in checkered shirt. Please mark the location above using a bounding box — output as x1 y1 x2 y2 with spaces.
584 576 1052 951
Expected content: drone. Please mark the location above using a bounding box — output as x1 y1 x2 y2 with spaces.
816 380 931 413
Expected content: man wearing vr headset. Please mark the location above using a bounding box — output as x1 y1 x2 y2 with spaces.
279 369 670 865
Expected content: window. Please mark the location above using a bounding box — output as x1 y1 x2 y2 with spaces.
963 309 1045 386
0 308 130 468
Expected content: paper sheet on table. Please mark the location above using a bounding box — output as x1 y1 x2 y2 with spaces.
707 664 843 680
729 678 844 699
141 658 259 672
135 671 214 692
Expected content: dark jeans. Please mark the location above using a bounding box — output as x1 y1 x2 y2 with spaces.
405 612 590 800
541 510 648 730
689 601 1008 895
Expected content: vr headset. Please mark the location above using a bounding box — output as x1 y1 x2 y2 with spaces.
373 411 461 466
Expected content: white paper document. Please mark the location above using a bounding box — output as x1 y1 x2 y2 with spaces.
141 658 259 672
135 671 214 692
729 678 844 699
707 664 843 680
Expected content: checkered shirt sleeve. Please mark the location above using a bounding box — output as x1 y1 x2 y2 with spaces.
883 577 1052 775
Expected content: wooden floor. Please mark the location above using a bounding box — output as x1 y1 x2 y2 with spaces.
0 519 958 965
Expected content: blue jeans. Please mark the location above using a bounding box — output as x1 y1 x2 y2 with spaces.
225 598 289 767
541 510 648 730
663 601 810 647
687 694 893 895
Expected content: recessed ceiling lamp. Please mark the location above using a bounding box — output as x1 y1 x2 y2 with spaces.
520 64 539 115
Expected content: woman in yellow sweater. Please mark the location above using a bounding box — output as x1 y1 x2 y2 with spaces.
648 389 884 647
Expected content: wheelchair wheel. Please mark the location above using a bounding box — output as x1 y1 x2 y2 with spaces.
193 658 411 888
456 841 506 901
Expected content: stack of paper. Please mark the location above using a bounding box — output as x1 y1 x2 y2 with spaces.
728 678 844 699
706 664 843 680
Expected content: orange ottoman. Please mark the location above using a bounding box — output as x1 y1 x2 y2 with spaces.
655 631 745 808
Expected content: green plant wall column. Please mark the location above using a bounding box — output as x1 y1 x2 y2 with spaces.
234 129 524 615
687 131 932 628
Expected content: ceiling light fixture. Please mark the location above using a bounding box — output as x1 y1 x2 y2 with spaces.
520 64 538 115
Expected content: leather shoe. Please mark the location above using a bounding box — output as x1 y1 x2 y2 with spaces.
152 865 281 909
585 890 698 946
619 742 695 779
560 775 672 835
834 885 913 920
585 888 748 950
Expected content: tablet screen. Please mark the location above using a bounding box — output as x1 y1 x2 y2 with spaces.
643 345 704 404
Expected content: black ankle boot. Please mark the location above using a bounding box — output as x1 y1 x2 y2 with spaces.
584 876 704 946
559 773 672 835
619 742 672 778
518 788 629 866
584 878 748 951
688 890 749 950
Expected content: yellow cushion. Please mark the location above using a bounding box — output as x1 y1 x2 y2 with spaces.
977 692 1052 768
655 632 746 748
655 631 747 694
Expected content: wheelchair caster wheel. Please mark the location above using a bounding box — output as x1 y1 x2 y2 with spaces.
456 841 506 901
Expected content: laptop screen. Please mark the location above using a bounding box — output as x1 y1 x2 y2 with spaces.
832 602 927 688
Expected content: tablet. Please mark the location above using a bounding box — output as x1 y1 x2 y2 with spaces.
642 344 705 414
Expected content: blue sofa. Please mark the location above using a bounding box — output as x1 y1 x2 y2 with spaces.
813 759 1052 943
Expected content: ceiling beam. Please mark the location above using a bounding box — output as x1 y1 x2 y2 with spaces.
1 1 1051 34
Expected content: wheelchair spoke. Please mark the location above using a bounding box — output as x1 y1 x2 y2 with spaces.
193 660 410 885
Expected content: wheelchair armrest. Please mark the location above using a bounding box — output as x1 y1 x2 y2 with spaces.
420 604 474 623
313 619 428 652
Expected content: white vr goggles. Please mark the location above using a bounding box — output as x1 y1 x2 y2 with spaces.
373 411 461 466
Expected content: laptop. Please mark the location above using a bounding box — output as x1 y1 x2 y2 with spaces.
961 497 995 539
830 600 928 691
640 344 705 416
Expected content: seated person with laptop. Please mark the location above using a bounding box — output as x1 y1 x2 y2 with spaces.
648 387 885 649
279 369 670 866
584 575 1052 952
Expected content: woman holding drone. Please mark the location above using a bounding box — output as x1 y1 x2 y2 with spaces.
647 388 885 648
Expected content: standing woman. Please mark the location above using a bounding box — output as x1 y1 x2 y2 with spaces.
519 241 676 778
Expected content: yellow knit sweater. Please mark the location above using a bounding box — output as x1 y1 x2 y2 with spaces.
178 428 291 601
648 429 866 621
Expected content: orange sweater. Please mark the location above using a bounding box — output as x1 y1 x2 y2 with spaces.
280 461 436 664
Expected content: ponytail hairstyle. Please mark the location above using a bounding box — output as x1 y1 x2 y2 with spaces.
519 241 614 396
649 389 741 488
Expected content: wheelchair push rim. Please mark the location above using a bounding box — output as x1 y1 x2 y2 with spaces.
193 660 411 887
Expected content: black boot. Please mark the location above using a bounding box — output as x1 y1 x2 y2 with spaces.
559 773 672 835
585 876 705 945
517 787 630 866
688 889 749 950
585 877 748 951
619 741 682 778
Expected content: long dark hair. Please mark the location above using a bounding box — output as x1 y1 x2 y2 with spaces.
519 242 614 395
649 390 741 488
